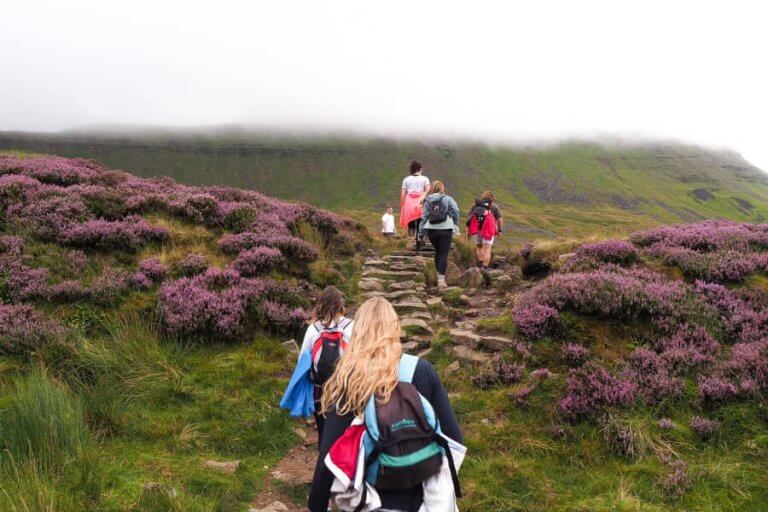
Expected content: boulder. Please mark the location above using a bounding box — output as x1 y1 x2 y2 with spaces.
463 308 479 318
402 341 421 353
203 459 241 474
445 262 461 285
457 268 483 289
450 329 482 349
358 279 384 292
495 274 516 292
444 360 461 376
453 345 490 364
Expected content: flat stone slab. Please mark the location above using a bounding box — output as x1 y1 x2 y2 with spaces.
389 263 426 272
405 310 433 321
402 341 421 353
393 300 428 311
362 291 387 299
426 296 443 306
358 279 384 292
450 329 482 349
481 335 515 351
455 320 477 330
388 280 416 291
385 289 421 300
364 259 387 267
361 269 422 279
453 345 490 364
204 459 241 474
401 318 434 335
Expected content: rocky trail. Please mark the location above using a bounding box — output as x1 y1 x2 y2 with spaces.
254 246 528 511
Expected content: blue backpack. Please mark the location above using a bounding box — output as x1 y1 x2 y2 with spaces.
356 354 461 511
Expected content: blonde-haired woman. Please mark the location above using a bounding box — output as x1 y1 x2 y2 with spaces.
308 297 462 512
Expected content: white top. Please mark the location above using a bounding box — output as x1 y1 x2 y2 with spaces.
401 174 430 193
381 213 395 233
299 317 354 358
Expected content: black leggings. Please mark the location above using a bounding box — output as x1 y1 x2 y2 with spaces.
408 219 420 238
427 229 453 275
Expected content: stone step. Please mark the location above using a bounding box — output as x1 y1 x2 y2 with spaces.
450 329 482 349
388 280 416 291
393 300 429 312
405 310 433 321
361 291 387 300
361 269 422 280
385 289 422 301
400 318 434 335
358 279 384 292
425 296 443 306
480 335 516 351
364 259 387 267
389 263 426 272
384 255 429 262
452 345 490 364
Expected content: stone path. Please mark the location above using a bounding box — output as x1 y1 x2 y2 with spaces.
264 246 529 509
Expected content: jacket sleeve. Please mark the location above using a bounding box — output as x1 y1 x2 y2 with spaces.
414 360 463 443
419 200 429 235
299 324 316 360
308 411 354 511
449 197 460 226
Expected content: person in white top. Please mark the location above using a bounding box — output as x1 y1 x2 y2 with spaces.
298 286 354 444
381 205 395 237
400 160 430 239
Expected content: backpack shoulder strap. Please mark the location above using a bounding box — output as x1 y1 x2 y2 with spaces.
398 354 419 383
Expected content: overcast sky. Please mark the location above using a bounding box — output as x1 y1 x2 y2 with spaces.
1 1 766 169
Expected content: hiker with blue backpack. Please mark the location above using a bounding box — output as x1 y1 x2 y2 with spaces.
308 297 465 512
281 286 354 445
418 180 460 291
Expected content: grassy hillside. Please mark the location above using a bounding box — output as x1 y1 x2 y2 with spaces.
2 132 767 240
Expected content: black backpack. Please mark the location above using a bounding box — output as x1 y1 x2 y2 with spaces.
427 195 449 224
310 319 351 386
355 355 461 511
467 198 491 228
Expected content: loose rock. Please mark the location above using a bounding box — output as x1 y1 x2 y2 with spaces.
453 345 490 364
203 459 241 474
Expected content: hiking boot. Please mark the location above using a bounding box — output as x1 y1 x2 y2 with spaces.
437 275 447 290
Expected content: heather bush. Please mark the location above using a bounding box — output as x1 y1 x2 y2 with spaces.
233 246 286 276
576 240 637 265
531 368 554 380
66 250 88 274
87 267 130 306
512 303 558 338
138 257 169 283
157 269 304 339
631 220 768 252
6 195 93 241
658 418 675 430
690 416 719 440
218 230 318 261
471 358 525 389
559 362 635 421
4 265 50 302
60 216 170 251
177 253 209 277
660 459 692 498
49 280 90 303
622 348 682 405
563 343 590 367
0 304 64 355
698 376 738 403
509 385 533 405
0 154 102 186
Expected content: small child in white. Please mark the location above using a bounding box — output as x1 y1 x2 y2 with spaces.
381 205 395 237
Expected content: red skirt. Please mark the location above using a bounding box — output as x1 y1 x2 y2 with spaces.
400 191 423 228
